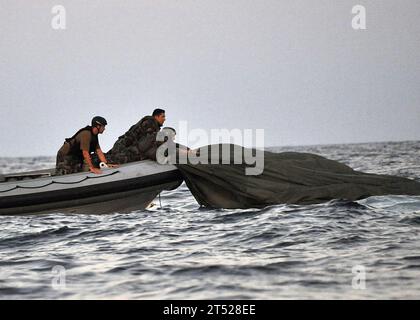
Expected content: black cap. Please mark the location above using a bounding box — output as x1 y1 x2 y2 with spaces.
91 116 107 127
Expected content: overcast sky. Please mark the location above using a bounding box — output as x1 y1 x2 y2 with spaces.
1 0 419 156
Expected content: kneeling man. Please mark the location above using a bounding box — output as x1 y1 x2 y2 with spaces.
55 116 112 175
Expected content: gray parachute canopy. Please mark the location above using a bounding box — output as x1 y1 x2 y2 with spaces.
175 144 420 209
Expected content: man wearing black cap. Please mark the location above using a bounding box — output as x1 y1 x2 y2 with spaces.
55 116 112 175
107 108 166 163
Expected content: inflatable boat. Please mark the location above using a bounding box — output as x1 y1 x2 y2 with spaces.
0 161 183 215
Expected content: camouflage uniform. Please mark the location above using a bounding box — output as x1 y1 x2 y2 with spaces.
55 126 100 175
107 116 163 164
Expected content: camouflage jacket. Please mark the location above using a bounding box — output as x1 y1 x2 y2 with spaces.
107 116 162 163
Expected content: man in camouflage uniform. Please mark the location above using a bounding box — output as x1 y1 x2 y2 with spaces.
107 109 166 164
56 116 111 175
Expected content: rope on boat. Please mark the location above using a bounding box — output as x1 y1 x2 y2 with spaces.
0 171 120 193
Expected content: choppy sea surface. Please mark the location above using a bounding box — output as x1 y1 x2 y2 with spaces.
1 141 420 300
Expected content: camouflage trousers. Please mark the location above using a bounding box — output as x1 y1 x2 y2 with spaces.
106 146 145 165
55 143 89 175
107 134 162 164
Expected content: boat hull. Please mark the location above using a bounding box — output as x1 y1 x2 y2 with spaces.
0 161 183 215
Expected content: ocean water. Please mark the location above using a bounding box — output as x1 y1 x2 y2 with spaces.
1 141 420 299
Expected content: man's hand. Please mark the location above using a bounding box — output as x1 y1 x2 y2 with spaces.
90 167 102 174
